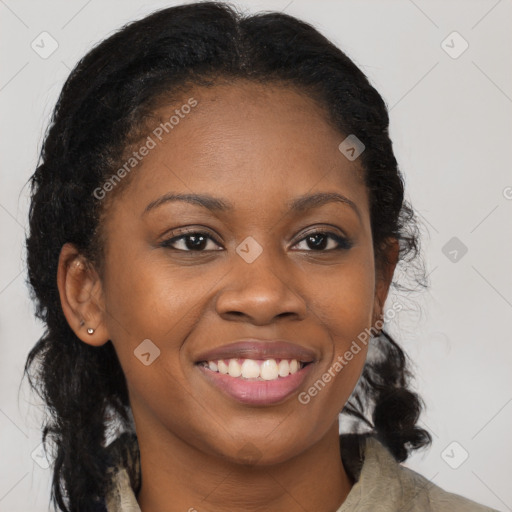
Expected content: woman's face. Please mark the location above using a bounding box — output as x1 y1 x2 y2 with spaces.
83 81 394 464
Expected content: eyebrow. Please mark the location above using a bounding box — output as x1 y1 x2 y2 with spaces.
143 191 360 218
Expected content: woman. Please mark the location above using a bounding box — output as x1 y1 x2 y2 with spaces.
23 2 498 511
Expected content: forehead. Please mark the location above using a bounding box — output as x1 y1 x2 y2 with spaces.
108 80 368 221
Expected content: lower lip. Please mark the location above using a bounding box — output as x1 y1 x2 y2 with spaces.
196 363 314 406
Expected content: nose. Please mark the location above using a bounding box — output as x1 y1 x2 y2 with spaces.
215 250 307 326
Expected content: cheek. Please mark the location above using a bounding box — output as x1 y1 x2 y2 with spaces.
309 254 376 342
300 254 374 405
102 248 205 340
102 253 211 435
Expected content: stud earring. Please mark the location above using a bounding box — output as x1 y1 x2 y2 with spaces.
80 320 94 334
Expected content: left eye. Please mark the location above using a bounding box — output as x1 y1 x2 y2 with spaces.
293 231 352 251
160 230 351 252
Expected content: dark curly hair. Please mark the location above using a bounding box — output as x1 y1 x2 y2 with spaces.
23 2 431 511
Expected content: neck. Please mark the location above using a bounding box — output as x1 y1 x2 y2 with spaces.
136 420 352 512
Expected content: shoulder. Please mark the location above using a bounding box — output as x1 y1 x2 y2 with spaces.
396 458 497 511
339 435 498 512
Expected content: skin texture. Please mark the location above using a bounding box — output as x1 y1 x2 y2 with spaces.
57 81 398 512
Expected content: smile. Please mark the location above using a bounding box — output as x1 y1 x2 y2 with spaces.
198 357 308 380
196 358 314 405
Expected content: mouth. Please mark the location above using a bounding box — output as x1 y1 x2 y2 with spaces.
194 339 318 405
196 357 312 380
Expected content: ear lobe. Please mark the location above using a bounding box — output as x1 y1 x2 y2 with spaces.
56 242 110 346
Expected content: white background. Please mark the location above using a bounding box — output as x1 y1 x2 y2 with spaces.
1 0 511 510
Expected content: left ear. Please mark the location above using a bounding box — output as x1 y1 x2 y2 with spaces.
56 242 111 346
372 237 400 327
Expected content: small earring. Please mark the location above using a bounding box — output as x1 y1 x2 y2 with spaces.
87 327 95 335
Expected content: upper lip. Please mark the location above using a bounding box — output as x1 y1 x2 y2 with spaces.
194 339 318 363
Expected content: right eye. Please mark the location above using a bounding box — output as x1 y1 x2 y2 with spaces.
159 230 224 252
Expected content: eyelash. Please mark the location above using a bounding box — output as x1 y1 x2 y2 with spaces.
159 228 353 253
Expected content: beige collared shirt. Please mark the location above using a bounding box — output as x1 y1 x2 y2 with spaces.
104 434 498 511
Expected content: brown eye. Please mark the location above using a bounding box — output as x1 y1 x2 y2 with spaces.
160 231 223 252
293 230 352 251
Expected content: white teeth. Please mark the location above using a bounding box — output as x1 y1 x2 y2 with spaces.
278 359 290 377
260 359 279 380
203 358 305 380
228 359 242 377
241 359 260 379
218 360 228 374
